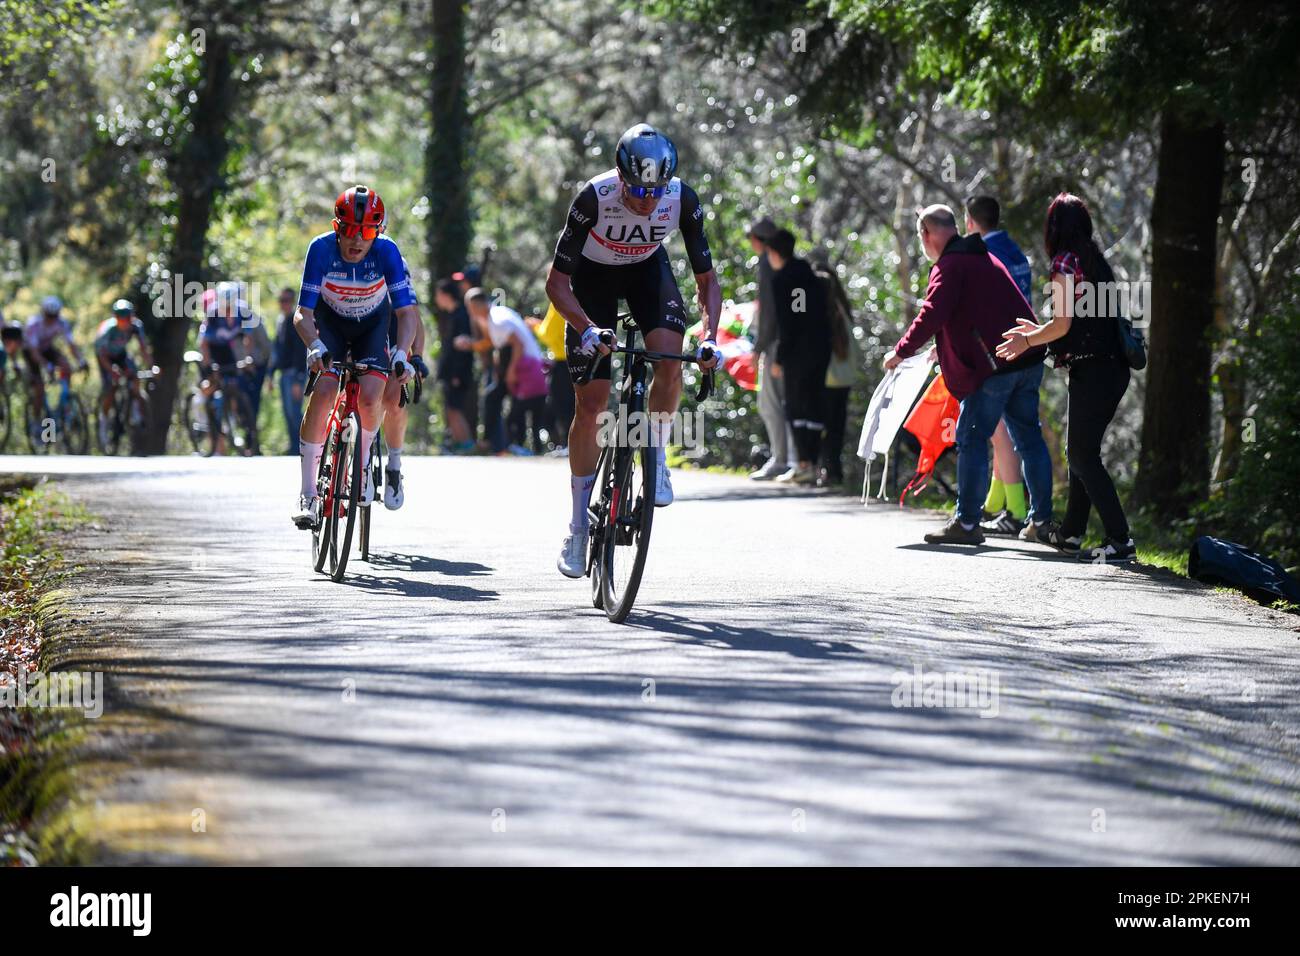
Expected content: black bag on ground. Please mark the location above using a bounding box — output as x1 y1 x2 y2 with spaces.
1188 536 1300 605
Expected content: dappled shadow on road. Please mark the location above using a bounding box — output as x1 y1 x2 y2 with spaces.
47 471 1300 864
58 580 1300 865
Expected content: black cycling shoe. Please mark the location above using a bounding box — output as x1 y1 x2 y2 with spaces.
980 509 1025 537
1077 538 1137 564
923 516 985 545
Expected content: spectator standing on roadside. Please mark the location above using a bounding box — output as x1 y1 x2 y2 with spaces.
766 229 831 485
885 204 1054 545
964 195 1036 536
271 286 307 455
997 192 1135 563
812 257 862 488
434 279 475 453
458 289 543 456
746 217 795 481
532 302 573 455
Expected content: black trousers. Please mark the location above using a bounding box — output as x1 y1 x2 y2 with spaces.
1062 358 1131 541
784 364 828 465
546 360 574 448
483 345 512 452
508 394 547 453
820 386 850 478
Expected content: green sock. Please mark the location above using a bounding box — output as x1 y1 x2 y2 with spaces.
983 477 1005 514
1004 482 1028 521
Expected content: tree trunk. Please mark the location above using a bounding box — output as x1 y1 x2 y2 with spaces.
428 0 471 282
141 27 236 455
1134 113 1226 517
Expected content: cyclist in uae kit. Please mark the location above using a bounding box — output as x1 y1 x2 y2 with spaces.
545 123 723 578
291 185 420 529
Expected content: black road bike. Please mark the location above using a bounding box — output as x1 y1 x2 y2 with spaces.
578 314 715 623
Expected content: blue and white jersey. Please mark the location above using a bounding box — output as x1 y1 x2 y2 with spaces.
298 232 416 320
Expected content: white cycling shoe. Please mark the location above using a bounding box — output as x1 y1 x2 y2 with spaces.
384 467 404 511
557 532 587 579
654 461 674 507
292 495 319 530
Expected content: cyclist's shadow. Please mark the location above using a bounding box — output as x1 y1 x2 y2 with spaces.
329 571 498 602
365 551 493 577
624 606 863 660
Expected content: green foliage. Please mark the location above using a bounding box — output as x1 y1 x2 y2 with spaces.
1199 280 1300 569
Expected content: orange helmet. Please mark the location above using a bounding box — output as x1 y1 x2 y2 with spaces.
333 185 386 240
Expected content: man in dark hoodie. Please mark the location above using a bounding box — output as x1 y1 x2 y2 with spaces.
884 204 1054 544
767 228 831 485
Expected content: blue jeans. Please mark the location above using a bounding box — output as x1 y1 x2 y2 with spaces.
280 368 306 456
954 363 1053 526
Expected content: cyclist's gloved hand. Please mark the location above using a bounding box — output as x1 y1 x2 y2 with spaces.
390 348 412 383
576 325 606 358
410 354 430 379
306 338 328 372
697 339 723 371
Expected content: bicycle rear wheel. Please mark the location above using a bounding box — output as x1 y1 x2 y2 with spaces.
358 431 382 561
600 444 655 623
329 412 362 581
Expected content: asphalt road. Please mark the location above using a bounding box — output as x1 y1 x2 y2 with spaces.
7 454 1300 864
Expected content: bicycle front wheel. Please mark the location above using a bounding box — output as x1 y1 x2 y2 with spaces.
600 444 655 623
589 445 611 610
312 424 339 573
329 412 362 582
0 389 11 452
61 394 89 455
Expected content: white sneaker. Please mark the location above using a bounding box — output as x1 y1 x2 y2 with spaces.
654 460 674 507
383 467 404 511
292 495 319 530
557 532 587 578
748 458 787 481
776 464 816 485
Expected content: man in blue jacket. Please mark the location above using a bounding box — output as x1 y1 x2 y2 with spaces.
964 195 1041 538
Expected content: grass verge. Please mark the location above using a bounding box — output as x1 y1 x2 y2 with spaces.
1 475 93 865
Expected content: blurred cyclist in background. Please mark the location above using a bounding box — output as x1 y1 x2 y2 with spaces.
23 295 88 410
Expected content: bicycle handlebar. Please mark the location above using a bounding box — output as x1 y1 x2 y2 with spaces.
576 329 717 401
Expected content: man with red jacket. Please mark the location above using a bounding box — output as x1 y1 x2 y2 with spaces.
884 204 1055 545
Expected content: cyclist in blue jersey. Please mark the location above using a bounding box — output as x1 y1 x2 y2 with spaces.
291 185 419 529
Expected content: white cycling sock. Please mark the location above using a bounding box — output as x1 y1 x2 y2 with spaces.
360 428 376 473
300 441 324 498
651 418 673 466
570 472 595 534
387 446 402 471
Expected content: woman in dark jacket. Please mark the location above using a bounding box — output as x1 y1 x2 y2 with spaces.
996 192 1134 563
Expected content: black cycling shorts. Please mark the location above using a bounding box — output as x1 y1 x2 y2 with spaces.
315 299 391 378
564 247 688 382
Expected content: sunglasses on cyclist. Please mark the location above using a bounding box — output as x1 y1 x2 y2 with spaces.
623 183 667 199
333 219 384 241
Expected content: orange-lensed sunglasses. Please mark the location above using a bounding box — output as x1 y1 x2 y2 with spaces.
333 219 385 241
